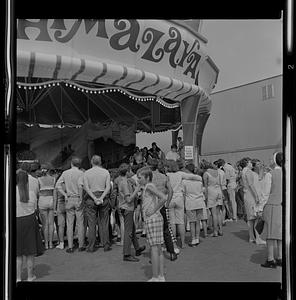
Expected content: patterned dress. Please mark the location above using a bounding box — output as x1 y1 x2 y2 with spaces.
142 183 164 246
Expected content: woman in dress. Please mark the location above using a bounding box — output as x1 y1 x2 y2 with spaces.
203 161 223 237
261 152 283 268
16 169 44 282
252 160 272 245
241 157 260 243
37 163 56 249
166 160 202 250
183 163 207 245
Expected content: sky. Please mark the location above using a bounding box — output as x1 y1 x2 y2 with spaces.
136 19 283 153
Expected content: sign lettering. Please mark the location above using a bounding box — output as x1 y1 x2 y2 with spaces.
17 19 204 83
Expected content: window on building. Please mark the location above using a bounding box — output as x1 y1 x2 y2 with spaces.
262 84 275 100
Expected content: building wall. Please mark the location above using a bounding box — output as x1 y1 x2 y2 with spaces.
200 75 282 165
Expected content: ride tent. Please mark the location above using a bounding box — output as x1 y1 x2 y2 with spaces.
16 19 219 168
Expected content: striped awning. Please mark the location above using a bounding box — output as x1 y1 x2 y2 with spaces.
17 50 209 103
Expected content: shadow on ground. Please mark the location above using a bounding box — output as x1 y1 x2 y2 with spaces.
250 248 267 265
140 264 152 280
231 230 249 242
21 263 51 281
34 263 51 278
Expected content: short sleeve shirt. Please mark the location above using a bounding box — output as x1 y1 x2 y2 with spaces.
118 177 134 211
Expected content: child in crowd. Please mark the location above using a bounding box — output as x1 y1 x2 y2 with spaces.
137 166 168 282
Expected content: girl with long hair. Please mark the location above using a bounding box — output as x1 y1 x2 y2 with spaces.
16 169 44 282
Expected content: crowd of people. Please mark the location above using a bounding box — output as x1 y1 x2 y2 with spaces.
16 141 283 282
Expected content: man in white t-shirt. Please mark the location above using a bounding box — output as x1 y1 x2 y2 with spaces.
166 144 180 161
83 155 111 252
56 157 85 253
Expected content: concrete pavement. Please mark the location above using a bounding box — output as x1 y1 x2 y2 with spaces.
22 219 281 282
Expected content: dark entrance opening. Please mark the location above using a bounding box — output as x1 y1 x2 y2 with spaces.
94 137 135 169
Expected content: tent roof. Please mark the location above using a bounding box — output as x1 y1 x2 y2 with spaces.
16 78 182 133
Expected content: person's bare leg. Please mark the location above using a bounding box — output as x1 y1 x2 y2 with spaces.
217 206 223 232
195 220 201 241
48 210 54 248
158 245 164 277
266 239 275 261
17 256 23 282
26 255 36 281
247 220 256 242
189 222 196 244
151 246 159 279
40 210 49 249
221 205 226 223
177 224 186 248
275 240 282 260
211 207 218 235
202 220 208 237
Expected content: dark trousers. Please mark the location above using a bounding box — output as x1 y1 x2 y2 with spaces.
85 192 110 250
160 206 175 254
236 188 246 218
121 209 139 256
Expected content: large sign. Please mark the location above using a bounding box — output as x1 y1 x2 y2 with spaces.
17 19 207 85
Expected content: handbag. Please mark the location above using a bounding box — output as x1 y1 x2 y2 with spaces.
255 216 265 234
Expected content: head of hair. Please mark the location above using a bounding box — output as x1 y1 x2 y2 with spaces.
196 168 205 176
185 163 195 173
118 163 129 176
200 160 213 170
177 137 182 140
41 162 53 170
171 144 177 150
177 159 185 170
219 159 225 166
251 158 259 169
157 160 166 174
137 166 153 182
274 152 283 167
165 160 179 172
70 156 81 168
20 162 31 173
30 162 40 173
240 157 251 168
213 160 219 167
91 155 101 166
148 158 159 171
131 163 142 174
16 169 29 203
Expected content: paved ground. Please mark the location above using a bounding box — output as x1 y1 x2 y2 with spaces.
21 219 281 282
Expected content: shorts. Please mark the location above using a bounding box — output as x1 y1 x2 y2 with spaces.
145 216 164 246
186 209 204 222
38 196 54 210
